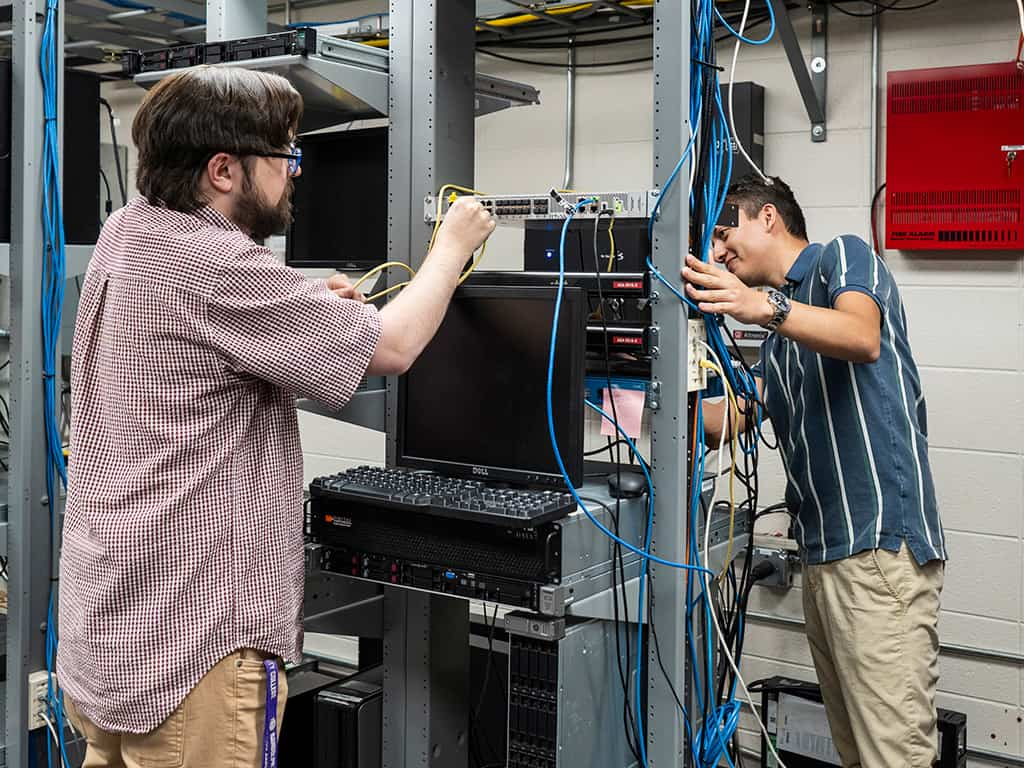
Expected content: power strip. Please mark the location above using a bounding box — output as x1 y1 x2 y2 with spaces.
28 669 52 731
688 318 708 392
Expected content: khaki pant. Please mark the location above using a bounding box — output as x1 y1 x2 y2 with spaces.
65 649 289 768
802 543 944 768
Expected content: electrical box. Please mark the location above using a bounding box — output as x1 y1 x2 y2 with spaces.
885 62 1024 251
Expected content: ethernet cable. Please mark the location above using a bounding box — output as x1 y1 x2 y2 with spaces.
700 358 739 580
726 0 772 183
716 0 776 45
359 184 493 302
547 199 720 768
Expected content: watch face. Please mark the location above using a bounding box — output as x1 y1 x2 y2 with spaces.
766 289 790 331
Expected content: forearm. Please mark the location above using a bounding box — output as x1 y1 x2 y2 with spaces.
702 399 727 448
701 397 745 449
368 246 463 374
776 300 881 363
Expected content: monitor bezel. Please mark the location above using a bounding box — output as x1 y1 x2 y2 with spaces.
396 282 587 489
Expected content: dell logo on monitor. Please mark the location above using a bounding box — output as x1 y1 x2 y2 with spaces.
472 466 489 477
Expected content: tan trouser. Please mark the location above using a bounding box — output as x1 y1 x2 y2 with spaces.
65 649 289 768
802 543 944 768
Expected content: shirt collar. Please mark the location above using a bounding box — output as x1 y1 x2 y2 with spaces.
784 243 821 285
193 205 240 232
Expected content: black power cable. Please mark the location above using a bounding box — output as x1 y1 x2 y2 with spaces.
98 168 114 219
585 438 631 457
830 0 941 17
592 208 643 760
99 98 128 206
470 603 502 768
871 182 887 257
489 32 653 50
477 48 653 68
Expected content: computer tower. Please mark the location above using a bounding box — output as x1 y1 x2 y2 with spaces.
315 675 382 768
506 617 635 768
0 61 102 244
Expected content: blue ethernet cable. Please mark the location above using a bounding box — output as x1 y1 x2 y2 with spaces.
716 0 776 46
40 0 71 763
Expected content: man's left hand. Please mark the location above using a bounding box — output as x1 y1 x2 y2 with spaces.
681 254 772 326
326 273 366 303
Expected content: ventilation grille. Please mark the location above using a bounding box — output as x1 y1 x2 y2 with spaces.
889 189 1022 245
509 637 558 768
890 189 1020 225
890 72 1024 115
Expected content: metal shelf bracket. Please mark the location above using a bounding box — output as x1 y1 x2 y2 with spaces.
769 0 828 142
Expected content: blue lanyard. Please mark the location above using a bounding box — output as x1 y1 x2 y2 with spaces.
262 659 279 768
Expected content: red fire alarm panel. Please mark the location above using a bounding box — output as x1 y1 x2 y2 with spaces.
886 62 1024 250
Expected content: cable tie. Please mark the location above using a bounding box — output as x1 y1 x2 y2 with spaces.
690 57 725 72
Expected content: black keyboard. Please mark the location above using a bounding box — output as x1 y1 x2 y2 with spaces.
309 466 577 527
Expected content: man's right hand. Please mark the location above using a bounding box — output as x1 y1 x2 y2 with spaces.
431 197 495 260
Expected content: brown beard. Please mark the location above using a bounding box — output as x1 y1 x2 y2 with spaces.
234 163 294 241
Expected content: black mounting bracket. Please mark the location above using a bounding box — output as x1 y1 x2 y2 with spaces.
768 0 829 142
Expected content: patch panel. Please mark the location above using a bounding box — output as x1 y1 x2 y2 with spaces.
424 188 659 223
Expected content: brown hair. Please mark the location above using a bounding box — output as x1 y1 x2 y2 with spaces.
132 66 303 212
727 174 808 240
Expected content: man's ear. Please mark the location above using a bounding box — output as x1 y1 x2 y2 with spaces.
760 203 779 233
206 152 237 195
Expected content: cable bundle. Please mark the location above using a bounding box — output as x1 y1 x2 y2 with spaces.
542 3 791 767
40 0 72 763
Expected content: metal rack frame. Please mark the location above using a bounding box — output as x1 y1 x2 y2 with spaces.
373 1 700 765
5 0 65 763
1 1 711 766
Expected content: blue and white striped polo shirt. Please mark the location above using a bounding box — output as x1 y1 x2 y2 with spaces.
754 235 946 566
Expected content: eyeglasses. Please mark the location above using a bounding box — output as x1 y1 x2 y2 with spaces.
242 142 302 176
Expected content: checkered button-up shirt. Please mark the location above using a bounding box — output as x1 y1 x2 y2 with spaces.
57 198 381 733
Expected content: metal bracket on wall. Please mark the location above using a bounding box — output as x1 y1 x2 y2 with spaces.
769 0 828 142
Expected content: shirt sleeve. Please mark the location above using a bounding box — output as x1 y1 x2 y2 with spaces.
819 235 885 316
206 248 382 411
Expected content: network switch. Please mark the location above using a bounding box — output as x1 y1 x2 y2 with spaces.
424 188 659 223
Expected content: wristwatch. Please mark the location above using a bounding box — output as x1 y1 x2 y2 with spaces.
762 288 791 332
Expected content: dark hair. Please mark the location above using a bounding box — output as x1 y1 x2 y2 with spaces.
726 174 808 240
132 66 303 212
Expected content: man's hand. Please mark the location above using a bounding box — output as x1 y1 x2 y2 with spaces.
432 197 496 259
681 254 772 326
326 273 366 303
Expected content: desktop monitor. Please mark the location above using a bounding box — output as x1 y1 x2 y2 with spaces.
398 283 586 488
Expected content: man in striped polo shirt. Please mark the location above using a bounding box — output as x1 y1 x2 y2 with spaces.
682 175 945 768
